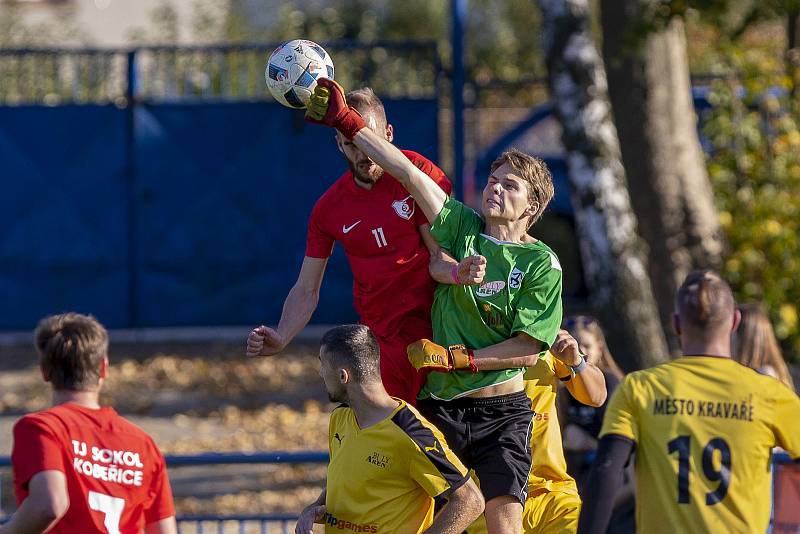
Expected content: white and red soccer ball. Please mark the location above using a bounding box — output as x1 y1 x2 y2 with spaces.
265 39 335 109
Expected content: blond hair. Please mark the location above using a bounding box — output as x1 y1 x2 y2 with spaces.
490 149 554 228
35 313 108 391
734 303 795 390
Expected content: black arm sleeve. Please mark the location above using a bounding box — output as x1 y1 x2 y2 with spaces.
577 434 636 534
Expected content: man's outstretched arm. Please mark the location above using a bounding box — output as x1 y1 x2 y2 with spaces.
471 332 544 370
306 78 447 224
352 125 447 222
246 256 328 357
408 332 545 374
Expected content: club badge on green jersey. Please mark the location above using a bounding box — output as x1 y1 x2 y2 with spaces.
509 268 524 289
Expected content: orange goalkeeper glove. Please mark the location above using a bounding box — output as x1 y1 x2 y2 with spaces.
407 339 478 373
304 78 366 140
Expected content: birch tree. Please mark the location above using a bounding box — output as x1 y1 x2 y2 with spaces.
538 0 668 369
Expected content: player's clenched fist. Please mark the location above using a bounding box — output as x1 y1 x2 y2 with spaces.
550 329 583 367
455 254 486 285
304 78 366 140
407 339 478 373
246 325 285 357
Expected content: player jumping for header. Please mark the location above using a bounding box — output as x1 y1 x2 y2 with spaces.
246 87 452 405
305 78 570 534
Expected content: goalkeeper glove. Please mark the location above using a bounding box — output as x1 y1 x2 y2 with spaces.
304 78 367 140
407 339 478 373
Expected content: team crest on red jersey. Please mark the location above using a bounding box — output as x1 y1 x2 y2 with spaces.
391 195 415 220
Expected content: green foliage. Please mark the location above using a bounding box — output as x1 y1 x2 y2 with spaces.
260 0 543 82
465 0 544 82
0 3 84 47
703 48 800 361
652 0 800 37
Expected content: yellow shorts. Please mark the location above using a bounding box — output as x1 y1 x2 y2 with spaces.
467 490 582 534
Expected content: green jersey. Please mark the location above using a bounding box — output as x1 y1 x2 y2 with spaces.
419 198 563 401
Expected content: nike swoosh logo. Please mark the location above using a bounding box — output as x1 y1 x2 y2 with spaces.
342 221 361 233
396 252 419 265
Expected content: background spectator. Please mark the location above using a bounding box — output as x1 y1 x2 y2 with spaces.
734 303 796 391
559 315 634 534
560 315 624 476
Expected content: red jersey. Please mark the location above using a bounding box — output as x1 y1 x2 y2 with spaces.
306 150 452 340
11 403 174 534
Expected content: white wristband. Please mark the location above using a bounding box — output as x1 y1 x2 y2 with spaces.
569 355 588 376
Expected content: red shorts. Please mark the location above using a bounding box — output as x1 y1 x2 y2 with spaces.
373 316 432 406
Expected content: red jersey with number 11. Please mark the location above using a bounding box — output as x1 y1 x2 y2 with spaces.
306 151 452 340
12 402 174 534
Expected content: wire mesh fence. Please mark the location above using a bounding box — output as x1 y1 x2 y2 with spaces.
0 40 440 105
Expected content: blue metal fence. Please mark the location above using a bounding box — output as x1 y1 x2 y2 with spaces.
0 43 440 331
0 42 440 105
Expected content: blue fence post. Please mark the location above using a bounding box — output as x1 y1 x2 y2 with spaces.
451 0 467 200
125 49 139 328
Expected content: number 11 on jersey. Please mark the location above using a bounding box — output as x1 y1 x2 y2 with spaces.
372 227 388 248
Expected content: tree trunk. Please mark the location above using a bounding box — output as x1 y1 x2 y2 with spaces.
601 1 724 353
538 0 668 371
664 18 724 270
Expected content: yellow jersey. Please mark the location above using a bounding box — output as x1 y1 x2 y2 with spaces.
325 399 469 534
523 352 579 496
601 356 800 534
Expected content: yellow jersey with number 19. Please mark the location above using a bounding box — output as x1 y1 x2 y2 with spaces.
601 356 800 534
325 399 469 534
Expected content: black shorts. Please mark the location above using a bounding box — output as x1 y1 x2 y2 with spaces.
418 390 534 504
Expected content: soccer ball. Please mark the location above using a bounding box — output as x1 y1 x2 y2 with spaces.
265 39 335 109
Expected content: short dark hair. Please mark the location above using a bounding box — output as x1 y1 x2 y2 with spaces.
320 324 381 383
490 148 554 228
346 87 387 130
35 313 108 391
675 270 735 331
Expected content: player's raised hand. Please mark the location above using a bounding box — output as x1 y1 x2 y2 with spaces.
246 325 285 357
295 504 326 534
550 329 584 367
304 78 366 140
456 254 486 285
